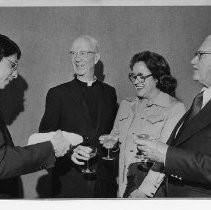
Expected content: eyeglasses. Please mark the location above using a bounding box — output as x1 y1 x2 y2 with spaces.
195 51 211 60
69 51 96 59
128 73 152 83
4 58 18 72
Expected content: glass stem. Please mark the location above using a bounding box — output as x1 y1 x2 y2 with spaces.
107 148 110 158
86 160 89 171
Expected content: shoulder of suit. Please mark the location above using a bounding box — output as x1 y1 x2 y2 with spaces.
48 80 74 92
98 81 115 88
97 81 116 92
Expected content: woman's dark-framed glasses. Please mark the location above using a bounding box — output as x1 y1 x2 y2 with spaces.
128 73 152 83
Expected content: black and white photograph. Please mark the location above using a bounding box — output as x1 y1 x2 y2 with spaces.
0 0 211 210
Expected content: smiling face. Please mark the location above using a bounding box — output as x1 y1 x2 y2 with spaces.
70 37 100 80
0 54 18 89
131 61 159 98
191 35 211 87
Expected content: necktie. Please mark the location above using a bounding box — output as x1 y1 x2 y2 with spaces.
169 91 204 144
187 91 203 121
179 91 204 131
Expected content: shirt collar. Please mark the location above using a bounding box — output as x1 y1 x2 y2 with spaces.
144 91 172 108
76 76 97 86
201 86 211 108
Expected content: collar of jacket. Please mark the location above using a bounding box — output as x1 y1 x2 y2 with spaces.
126 91 173 109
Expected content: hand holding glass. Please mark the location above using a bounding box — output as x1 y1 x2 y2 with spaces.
81 146 97 174
134 133 155 171
99 134 118 160
134 134 153 163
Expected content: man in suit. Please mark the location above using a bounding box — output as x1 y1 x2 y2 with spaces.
0 34 72 198
134 34 211 197
39 35 118 198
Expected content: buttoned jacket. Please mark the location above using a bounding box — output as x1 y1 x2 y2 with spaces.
111 92 186 197
165 97 211 197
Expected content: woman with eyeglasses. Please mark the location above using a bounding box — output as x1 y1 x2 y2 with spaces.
100 51 186 198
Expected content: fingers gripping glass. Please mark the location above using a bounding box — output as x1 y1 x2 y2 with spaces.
134 134 154 171
135 134 150 161
128 73 152 83
69 51 96 59
195 51 211 60
81 146 97 174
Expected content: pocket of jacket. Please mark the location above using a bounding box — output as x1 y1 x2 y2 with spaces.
146 115 165 124
119 113 130 121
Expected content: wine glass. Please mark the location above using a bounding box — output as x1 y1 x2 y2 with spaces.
100 134 118 160
134 133 154 170
81 146 97 174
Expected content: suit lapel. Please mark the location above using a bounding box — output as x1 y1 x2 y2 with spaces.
174 100 211 146
167 111 189 146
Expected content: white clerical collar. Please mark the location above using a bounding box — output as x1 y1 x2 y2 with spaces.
77 76 97 86
201 86 211 108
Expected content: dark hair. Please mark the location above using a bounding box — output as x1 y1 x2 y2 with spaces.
130 51 177 97
0 34 21 61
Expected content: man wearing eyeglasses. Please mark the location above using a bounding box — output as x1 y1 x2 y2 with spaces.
39 35 118 198
134 34 211 197
0 34 76 199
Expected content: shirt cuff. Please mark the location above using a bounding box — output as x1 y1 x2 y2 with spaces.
138 170 165 197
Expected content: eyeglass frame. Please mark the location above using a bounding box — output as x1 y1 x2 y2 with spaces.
128 73 153 83
69 50 96 59
195 51 211 60
4 57 18 72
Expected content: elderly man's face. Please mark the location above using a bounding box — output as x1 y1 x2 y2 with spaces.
70 38 99 77
191 35 211 87
0 54 18 89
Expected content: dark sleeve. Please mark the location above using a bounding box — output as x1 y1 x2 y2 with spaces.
164 146 211 185
110 87 118 127
0 141 55 179
39 88 61 132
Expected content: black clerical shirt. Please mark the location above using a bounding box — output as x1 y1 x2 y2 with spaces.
75 78 101 128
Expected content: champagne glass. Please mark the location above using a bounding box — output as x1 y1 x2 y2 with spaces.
100 134 118 160
134 133 153 170
81 146 97 174
134 134 149 161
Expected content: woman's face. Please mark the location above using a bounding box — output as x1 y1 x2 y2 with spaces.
0 54 18 89
131 61 158 98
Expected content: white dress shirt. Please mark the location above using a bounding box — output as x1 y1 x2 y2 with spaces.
201 86 211 108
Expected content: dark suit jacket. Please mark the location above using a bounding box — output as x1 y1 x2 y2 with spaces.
39 79 118 198
163 99 211 197
0 110 55 198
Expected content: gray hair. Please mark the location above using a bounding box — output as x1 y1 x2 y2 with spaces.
75 35 100 53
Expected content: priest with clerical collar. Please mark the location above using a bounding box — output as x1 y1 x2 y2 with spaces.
39 35 118 198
